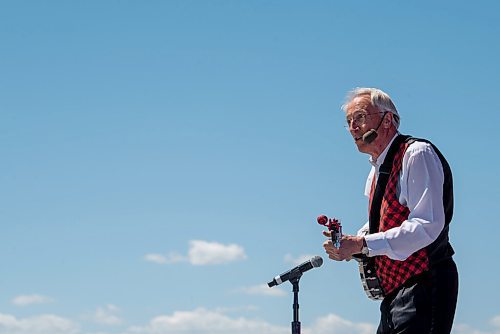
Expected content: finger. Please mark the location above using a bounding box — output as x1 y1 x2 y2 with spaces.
325 249 341 260
322 230 332 237
328 253 342 261
327 252 338 260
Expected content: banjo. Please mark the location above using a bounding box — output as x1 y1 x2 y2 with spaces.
318 215 385 301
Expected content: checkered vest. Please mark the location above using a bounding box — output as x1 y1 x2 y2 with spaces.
369 135 454 296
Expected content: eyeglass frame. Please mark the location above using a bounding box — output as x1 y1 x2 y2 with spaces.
345 111 387 129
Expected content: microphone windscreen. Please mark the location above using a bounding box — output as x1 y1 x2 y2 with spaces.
311 256 323 268
362 129 378 144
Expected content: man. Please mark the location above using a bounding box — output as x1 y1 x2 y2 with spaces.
323 88 458 333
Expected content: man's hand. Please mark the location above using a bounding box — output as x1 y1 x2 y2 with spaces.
323 233 364 261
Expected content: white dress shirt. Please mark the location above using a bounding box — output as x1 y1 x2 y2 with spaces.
357 134 446 261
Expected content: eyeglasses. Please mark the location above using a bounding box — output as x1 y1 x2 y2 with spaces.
345 111 386 129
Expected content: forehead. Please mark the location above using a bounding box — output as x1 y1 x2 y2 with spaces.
345 95 374 114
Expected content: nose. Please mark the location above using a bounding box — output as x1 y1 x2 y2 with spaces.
349 121 360 132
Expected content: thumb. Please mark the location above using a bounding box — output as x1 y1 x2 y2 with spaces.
322 230 332 237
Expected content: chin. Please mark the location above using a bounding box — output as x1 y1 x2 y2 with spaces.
354 140 369 153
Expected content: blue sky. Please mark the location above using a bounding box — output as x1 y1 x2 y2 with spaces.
1 1 499 333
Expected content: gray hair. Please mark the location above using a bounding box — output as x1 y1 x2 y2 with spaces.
341 87 400 129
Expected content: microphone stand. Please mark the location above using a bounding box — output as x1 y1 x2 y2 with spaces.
289 269 303 334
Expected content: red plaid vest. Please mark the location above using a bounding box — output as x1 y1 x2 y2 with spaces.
370 140 430 295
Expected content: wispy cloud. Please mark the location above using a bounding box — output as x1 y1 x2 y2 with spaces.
125 307 288 334
284 254 317 266
188 240 247 265
124 308 377 334
145 240 247 266
304 313 375 334
453 315 500 334
234 284 287 297
12 295 53 307
491 315 500 328
92 304 123 326
0 313 79 334
1 309 496 334
144 252 186 264
453 324 486 334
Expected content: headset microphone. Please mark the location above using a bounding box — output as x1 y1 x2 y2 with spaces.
361 112 388 144
362 129 378 143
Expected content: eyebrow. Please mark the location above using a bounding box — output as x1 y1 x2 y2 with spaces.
346 109 368 117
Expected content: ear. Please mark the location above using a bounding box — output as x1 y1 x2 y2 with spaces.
383 113 393 128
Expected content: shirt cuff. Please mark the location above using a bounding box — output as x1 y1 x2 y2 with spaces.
363 232 390 257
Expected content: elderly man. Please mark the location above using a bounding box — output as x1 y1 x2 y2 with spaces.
323 88 458 333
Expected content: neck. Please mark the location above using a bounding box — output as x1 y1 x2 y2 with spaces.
369 128 398 161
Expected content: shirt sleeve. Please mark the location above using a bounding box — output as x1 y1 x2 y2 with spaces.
357 221 369 236
364 142 446 260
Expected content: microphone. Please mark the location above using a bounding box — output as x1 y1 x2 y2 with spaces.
268 256 323 287
356 111 388 144
361 129 378 143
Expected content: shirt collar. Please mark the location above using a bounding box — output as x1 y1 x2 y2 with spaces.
369 132 400 167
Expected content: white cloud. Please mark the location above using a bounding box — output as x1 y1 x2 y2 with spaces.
12 295 53 307
284 254 317 266
188 240 247 265
125 308 379 334
125 308 288 334
491 315 500 328
453 323 490 334
144 253 167 264
406 318 500 334
2 308 494 334
235 284 287 297
452 316 500 334
303 313 375 334
0 313 79 334
144 252 186 264
92 304 123 326
145 240 247 266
